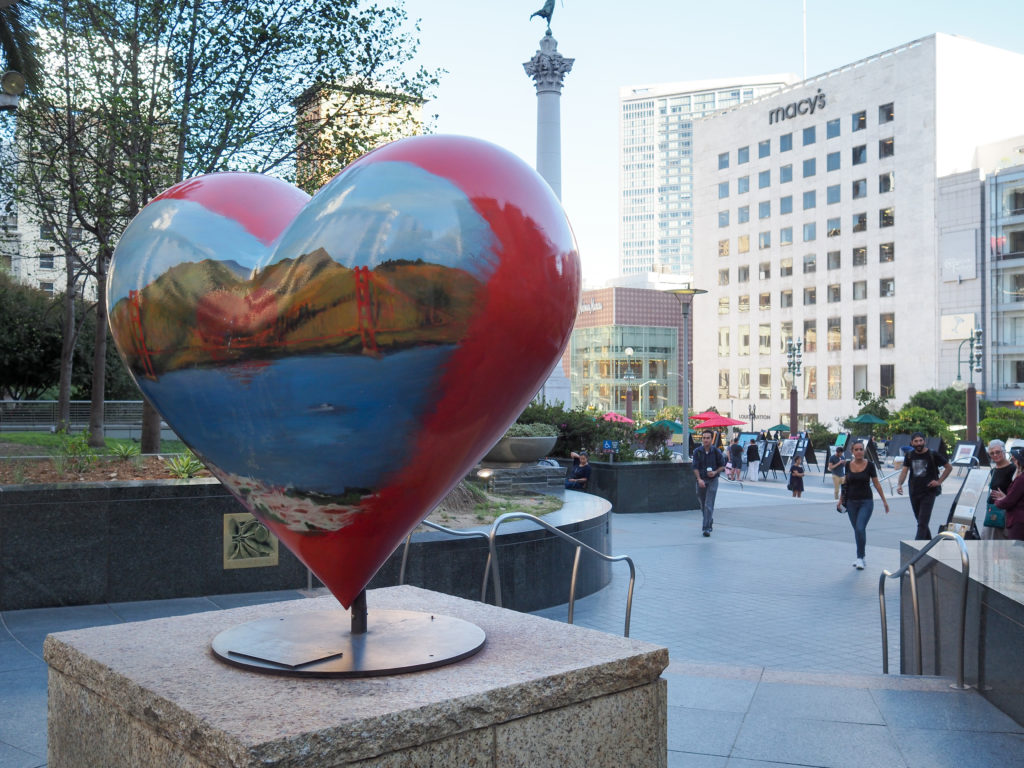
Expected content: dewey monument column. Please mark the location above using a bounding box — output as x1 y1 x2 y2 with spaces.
525 4 574 403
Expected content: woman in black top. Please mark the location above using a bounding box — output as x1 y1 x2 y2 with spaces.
838 441 889 570
984 439 1015 540
745 441 760 482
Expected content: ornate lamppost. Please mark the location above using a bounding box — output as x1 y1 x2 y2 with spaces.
786 337 803 436
953 328 984 442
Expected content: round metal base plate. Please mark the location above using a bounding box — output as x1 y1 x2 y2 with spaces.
211 609 486 678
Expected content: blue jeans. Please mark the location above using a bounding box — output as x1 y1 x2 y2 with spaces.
846 498 874 559
696 477 719 531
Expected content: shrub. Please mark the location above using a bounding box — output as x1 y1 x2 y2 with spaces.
503 422 558 438
164 450 205 479
979 407 1024 444
56 430 97 474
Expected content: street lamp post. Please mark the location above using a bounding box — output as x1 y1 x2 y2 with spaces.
667 286 707 462
623 346 636 419
954 328 984 442
637 379 657 421
786 337 803 436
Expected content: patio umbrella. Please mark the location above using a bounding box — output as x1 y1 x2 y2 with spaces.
849 413 887 424
690 411 719 420
696 415 747 428
641 419 684 434
766 423 791 433
602 412 635 425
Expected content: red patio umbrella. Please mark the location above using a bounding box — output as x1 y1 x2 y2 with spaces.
690 411 719 420
696 415 747 428
602 412 635 425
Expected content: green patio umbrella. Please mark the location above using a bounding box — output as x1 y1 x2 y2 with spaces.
766 423 791 433
849 413 887 424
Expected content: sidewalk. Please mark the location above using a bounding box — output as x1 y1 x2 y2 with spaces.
1 471 1022 767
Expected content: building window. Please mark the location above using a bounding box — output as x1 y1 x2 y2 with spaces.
780 164 793 183
827 217 840 237
803 253 816 274
39 281 54 294
827 250 841 269
759 368 771 399
853 315 867 348
803 158 816 178
738 234 750 254
827 284 841 303
804 366 817 399
804 319 816 351
719 268 730 286
852 212 867 232
780 226 793 245
879 172 894 193
738 205 750 224
853 281 867 300
853 246 867 266
719 369 730 399
759 170 770 188
879 102 894 124
780 257 793 277
739 295 750 312
827 317 841 350
803 190 816 210
738 175 750 194
828 365 842 399
39 255 55 269
738 326 750 355
718 152 730 169
719 210 730 227
69 227 83 243
718 239 730 257
779 321 793 352
738 368 750 398
803 222 816 242
759 292 771 310
759 262 771 280
879 207 894 227
879 137 894 158
852 179 867 199
852 110 866 132
780 133 793 152
718 181 730 198
880 364 895 398
852 145 867 165
780 289 793 307
738 265 749 282
854 365 868 394
879 277 895 297
804 286 816 305
759 323 771 354
719 297 730 314
802 125 816 146
758 231 771 249
880 312 895 348
826 118 840 139
758 200 771 219
780 195 793 214
827 184 840 204
39 223 55 241
826 151 840 172
738 146 750 164
758 139 771 159
879 242 894 262
719 327 731 355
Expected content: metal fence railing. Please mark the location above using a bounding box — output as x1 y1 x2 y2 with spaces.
0 401 178 440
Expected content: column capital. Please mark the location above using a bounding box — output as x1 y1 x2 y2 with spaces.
523 32 574 94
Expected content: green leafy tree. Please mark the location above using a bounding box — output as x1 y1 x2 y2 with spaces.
804 419 837 449
516 402 620 457
886 406 956 447
0 272 62 399
905 386 990 427
978 408 1024 444
655 405 687 422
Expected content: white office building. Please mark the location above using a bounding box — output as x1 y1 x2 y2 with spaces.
619 75 797 278
691 34 1024 429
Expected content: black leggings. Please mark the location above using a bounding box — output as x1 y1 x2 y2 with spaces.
910 491 938 540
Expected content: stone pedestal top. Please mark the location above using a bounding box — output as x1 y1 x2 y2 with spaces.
45 585 667 766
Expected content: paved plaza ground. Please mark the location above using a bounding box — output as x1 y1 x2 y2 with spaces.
1 466 1022 767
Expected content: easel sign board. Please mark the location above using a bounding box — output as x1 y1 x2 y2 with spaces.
737 432 759 447
950 467 992 525
951 441 984 467
779 438 798 458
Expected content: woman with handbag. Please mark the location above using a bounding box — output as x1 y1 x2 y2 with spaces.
837 441 890 570
990 447 1024 540
982 440 1014 540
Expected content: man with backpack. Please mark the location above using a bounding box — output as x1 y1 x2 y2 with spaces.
693 429 726 537
895 432 952 539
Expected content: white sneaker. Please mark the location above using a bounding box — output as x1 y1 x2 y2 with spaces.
855 558 865 570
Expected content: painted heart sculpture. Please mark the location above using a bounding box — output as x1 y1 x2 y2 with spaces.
107 135 581 608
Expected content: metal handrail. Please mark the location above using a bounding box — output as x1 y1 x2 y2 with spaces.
483 511 636 637
878 531 970 689
398 521 492 601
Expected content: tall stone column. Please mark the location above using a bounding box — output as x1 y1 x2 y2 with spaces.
523 31 574 200
524 31 574 406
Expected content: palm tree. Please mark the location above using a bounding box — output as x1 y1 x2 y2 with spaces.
0 0 40 92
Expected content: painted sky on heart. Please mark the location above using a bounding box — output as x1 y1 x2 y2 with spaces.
109 161 499 304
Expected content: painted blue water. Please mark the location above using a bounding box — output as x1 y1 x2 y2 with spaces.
138 347 454 494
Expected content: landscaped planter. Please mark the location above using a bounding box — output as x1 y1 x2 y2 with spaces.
483 435 557 463
559 458 699 514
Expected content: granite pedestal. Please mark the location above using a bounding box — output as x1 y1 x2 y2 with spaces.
45 585 668 767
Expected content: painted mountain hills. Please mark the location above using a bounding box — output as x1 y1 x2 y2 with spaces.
109 248 484 377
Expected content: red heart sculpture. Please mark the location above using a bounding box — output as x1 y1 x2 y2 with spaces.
107 136 580 608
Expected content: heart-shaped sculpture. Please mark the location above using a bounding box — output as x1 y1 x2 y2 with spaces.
107 135 580 608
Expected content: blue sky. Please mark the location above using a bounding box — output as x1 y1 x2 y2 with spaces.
399 0 1024 285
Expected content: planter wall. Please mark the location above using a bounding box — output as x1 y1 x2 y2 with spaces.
558 458 700 514
483 435 557 463
0 478 612 613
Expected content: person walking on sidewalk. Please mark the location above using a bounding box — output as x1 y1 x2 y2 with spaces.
895 432 951 540
827 445 846 500
838 440 889 570
745 439 760 482
693 429 725 537
728 436 743 481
